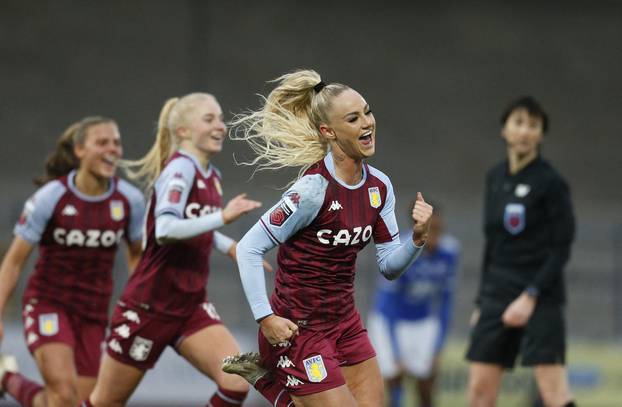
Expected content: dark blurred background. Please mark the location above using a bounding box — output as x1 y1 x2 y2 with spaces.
1 1 621 405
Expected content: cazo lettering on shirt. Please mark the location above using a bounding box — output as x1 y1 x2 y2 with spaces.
185 203 220 218
316 225 373 246
53 228 124 247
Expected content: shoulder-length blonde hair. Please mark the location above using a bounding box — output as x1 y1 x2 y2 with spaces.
122 92 216 187
230 69 349 178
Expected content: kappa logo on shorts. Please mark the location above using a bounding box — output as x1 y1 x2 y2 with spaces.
277 356 295 368
39 313 59 336
202 302 221 320
114 324 131 339
25 316 34 329
129 336 153 362
123 310 141 324
27 332 39 345
108 339 123 354
303 355 327 383
285 375 304 387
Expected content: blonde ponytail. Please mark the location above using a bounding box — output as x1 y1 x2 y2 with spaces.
230 69 349 179
122 98 178 187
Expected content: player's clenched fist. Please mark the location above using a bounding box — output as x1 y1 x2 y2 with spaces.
411 192 433 246
259 314 299 346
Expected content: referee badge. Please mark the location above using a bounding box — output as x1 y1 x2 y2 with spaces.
504 203 525 235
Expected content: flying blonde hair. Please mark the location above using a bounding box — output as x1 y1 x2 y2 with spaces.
230 69 349 179
122 93 217 187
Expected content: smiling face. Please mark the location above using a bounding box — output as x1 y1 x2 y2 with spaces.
74 121 122 180
501 108 544 158
178 96 226 159
320 88 376 160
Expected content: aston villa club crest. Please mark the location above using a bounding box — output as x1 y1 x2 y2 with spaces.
368 187 381 208
504 203 526 235
303 355 327 383
129 336 153 362
110 200 125 221
39 313 59 336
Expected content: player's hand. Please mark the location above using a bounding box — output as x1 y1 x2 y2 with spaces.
259 314 299 346
411 192 433 246
262 261 274 273
469 308 480 327
222 194 262 224
502 293 536 327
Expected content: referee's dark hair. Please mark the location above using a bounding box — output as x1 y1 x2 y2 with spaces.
500 96 549 134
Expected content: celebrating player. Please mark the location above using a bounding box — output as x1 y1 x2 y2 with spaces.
368 205 460 407
0 117 145 407
223 69 433 407
466 96 577 407
85 93 261 407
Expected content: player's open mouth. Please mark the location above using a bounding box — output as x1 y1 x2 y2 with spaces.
358 131 373 146
102 155 118 166
210 134 224 142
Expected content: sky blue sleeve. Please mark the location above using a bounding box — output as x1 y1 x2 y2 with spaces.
375 184 424 279
153 157 196 218
13 181 66 244
257 174 327 244
237 174 327 321
118 179 146 243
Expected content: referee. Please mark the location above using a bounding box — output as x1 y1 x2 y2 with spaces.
466 96 577 407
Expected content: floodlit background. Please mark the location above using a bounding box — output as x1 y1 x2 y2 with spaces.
1 1 621 406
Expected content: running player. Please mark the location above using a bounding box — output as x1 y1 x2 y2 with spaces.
0 117 145 407
466 96 577 407
84 93 261 407
368 205 460 407
224 69 433 407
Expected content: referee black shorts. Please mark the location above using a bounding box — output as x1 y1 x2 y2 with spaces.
466 299 566 369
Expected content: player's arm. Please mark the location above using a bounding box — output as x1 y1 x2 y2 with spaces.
0 237 34 321
375 190 432 280
525 176 575 297
237 175 325 328
153 158 260 244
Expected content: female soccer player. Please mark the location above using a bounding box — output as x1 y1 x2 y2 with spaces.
466 96 577 407
368 206 460 407
225 69 433 407
0 117 145 407
85 93 261 407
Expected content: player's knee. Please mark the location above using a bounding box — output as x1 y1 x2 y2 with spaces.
467 376 495 406
45 381 78 407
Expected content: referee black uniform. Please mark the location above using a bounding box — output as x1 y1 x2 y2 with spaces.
466 156 575 368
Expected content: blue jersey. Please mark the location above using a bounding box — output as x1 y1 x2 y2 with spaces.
372 234 460 350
